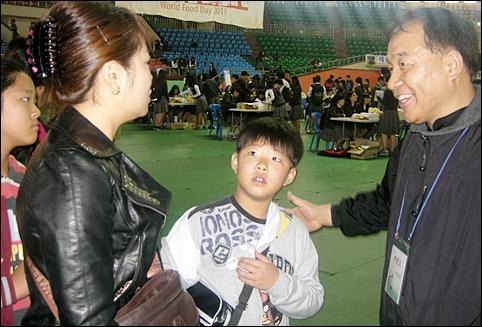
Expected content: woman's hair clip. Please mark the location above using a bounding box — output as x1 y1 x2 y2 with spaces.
26 21 59 80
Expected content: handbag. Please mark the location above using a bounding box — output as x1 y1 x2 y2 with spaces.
26 254 199 326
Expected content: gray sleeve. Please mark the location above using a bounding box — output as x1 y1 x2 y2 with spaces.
265 218 325 319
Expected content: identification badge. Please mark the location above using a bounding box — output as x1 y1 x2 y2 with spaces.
385 237 410 305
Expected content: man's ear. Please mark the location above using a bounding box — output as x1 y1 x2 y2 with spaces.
283 167 297 187
231 153 238 174
446 50 464 81
102 61 122 95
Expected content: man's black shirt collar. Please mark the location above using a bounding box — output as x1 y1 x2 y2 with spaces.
430 107 466 131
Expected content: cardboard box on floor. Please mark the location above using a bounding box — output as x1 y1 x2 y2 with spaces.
187 115 197 124
348 138 381 159
165 122 196 130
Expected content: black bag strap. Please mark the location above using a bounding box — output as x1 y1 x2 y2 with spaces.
227 246 270 326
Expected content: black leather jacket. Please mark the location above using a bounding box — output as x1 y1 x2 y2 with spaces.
16 106 172 325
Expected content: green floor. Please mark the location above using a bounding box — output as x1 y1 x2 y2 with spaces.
116 121 389 326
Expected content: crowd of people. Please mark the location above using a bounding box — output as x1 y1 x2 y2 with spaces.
1 2 480 326
301 73 384 151
149 67 302 135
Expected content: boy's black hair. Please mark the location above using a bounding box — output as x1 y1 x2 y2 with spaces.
235 117 303 168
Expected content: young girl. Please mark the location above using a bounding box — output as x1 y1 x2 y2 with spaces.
151 69 169 130
208 62 218 79
264 79 289 120
167 84 184 122
289 76 303 133
1 58 40 326
171 57 179 75
189 56 197 75
180 74 209 129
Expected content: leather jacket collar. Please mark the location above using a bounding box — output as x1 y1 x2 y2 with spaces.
50 106 119 157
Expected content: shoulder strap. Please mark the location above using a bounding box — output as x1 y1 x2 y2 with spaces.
25 256 60 322
228 212 290 326
227 246 270 326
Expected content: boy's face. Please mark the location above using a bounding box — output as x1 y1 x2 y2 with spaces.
231 140 296 205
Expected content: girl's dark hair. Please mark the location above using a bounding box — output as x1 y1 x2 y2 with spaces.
35 1 152 118
1 57 30 95
157 69 166 80
3 37 40 85
185 74 196 87
169 84 180 97
386 6 478 78
291 76 300 88
236 117 303 168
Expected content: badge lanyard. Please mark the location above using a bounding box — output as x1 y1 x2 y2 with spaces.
385 127 468 305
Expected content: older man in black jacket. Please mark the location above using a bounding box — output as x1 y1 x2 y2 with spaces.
287 7 481 326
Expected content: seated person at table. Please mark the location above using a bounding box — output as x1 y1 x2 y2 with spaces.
248 83 257 101
254 87 266 103
160 118 324 325
343 91 368 139
241 87 272 123
167 85 184 122
318 93 352 151
359 93 377 139
221 86 243 138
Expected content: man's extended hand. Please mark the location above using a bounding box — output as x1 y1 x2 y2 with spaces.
285 191 333 232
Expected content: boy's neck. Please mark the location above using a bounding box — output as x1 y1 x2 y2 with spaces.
233 193 271 220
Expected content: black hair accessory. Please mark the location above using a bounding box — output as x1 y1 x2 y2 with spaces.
26 21 59 80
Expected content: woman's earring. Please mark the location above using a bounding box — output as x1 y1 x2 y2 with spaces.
111 88 120 95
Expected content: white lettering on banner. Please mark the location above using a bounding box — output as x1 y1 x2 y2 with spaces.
116 1 264 29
